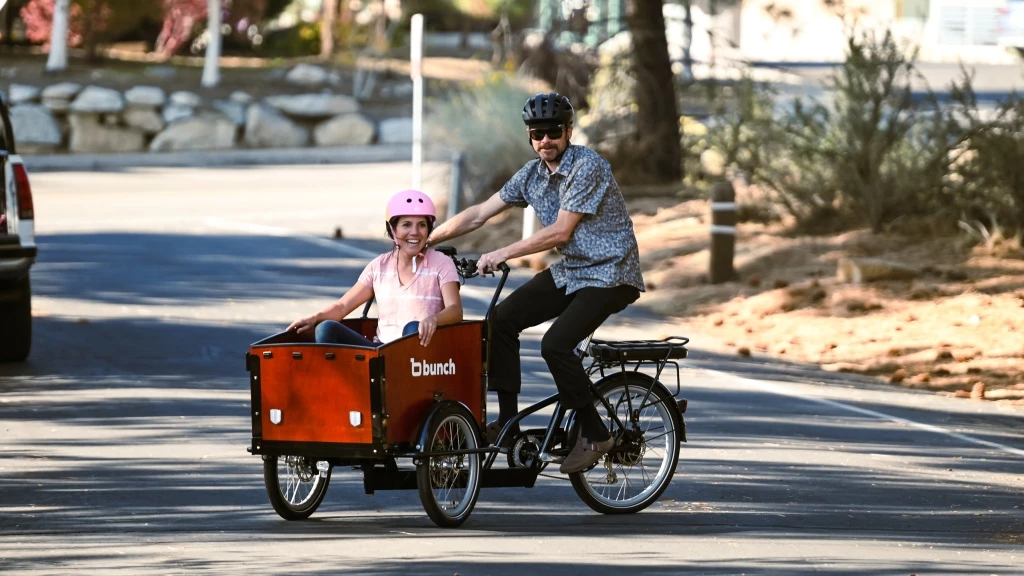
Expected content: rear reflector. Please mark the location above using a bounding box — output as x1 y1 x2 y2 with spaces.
13 163 33 220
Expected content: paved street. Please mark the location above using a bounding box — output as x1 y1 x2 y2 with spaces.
1 164 1022 575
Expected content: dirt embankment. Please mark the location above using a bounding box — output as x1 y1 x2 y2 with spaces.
451 196 1024 409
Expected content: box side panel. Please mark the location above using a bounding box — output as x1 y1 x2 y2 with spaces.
381 322 484 445
258 345 373 444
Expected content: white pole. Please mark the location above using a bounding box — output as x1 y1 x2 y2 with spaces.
201 0 222 88
411 13 424 190
522 205 536 239
46 0 70 72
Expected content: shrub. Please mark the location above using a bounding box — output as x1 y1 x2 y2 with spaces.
427 74 536 202
699 29 981 235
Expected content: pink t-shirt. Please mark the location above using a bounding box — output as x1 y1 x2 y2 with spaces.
358 249 460 343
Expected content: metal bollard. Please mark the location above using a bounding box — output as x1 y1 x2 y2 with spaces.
709 181 737 284
448 151 464 221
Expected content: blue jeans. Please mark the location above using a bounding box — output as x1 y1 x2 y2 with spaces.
314 320 420 346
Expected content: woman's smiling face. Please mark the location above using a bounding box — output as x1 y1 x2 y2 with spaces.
393 216 430 257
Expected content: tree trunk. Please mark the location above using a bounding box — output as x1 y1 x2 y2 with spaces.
339 0 353 49
46 0 71 72
80 0 100 62
681 0 694 84
3 2 15 47
201 0 222 88
320 0 337 59
374 0 387 52
628 0 682 182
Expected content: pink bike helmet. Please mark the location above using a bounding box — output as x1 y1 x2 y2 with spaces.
386 189 436 223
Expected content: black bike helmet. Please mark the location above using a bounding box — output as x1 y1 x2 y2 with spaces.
522 92 574 127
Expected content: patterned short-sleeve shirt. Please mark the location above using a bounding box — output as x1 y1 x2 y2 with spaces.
499 145 645 294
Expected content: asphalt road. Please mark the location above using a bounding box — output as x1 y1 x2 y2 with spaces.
1 164 1022 575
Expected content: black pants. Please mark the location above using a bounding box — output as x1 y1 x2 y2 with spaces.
488 269 640 410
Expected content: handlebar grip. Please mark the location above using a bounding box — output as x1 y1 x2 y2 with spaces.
498 262 510 273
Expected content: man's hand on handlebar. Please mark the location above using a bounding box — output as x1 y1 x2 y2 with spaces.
477 248 508 274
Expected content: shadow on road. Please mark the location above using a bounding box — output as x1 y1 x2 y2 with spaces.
1 230 1021 573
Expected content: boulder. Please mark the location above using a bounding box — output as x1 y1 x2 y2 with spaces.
170 90 202 108
244 104 309 148
10 84 41 104
41 82 82 100
150 112 236 152
41 96 74 113
229 90 253 105
377 117 412 144
313 113 376 146
837 258 920 284
125 86 166 107
123 106 165 134
212 100 246 127
71 86 124 114
9 104 62 152
285 64 330 86
162 104 194 124
68 113 145 153
264 93 359 119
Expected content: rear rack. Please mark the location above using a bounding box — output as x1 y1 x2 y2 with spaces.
585 336 690 396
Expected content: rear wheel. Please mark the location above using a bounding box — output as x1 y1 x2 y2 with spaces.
570 373 681 514
263 455 331 520
416 403 481 528
0 275 31 362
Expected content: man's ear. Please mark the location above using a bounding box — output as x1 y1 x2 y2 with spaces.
566 125 574 141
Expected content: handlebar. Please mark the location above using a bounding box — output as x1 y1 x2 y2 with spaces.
438 246 510 322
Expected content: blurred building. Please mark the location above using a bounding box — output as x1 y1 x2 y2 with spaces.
534 0 1023 65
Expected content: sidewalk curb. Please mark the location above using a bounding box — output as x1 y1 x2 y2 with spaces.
22 144 413 173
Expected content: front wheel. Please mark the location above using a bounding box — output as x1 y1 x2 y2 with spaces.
570 373 682 514
416 403 482 528
263 455 331 520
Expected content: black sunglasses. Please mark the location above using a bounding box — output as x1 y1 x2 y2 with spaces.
528 126 565 141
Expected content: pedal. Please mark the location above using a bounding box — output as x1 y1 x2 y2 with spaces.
539 452 565 464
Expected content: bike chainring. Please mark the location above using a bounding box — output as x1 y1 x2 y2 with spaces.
508 429 550 469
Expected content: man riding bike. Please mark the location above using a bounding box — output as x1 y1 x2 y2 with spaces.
428 92 644 474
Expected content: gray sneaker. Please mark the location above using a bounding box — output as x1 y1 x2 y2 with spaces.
559 430 614 474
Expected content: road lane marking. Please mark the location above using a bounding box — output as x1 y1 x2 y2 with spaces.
718 372 1024 458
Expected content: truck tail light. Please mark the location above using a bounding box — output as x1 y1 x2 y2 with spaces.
13 162 33 220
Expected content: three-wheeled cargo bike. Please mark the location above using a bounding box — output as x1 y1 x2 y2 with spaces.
246 248 690 527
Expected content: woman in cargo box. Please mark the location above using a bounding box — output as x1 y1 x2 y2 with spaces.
287 190 463 347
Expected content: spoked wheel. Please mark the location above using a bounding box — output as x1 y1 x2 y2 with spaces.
570 373 681 514
263 455 331 520
416 403 482 528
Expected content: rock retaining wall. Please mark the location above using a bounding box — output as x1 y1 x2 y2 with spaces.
2 65 414 155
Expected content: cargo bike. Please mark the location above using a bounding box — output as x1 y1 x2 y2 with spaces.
246 247 690 527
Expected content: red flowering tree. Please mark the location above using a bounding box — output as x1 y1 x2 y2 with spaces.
22 0 269 60
20 0 86 47
155 0 268 57
21 0 160 59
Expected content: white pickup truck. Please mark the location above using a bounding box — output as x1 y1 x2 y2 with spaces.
0 96 37 361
